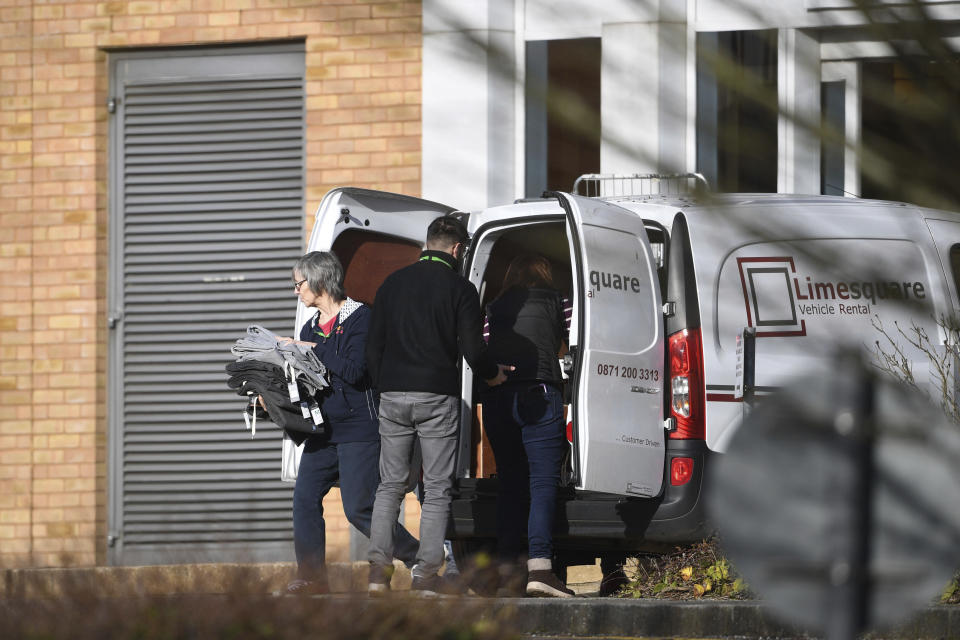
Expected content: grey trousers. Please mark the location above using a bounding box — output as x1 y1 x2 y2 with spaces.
368 391 459 578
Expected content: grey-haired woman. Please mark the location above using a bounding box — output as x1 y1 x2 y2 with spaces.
279 251 418 594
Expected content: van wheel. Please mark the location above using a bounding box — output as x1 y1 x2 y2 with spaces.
449 538 498 596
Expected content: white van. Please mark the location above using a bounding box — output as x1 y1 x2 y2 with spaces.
300 176 960 567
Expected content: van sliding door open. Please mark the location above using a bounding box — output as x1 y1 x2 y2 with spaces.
554 193 666 497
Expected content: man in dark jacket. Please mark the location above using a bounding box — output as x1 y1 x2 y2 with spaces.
366 215 509 595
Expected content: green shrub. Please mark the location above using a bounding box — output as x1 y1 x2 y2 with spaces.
942 572 960 604
614 538 749 600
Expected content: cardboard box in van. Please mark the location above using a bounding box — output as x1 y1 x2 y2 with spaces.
298 177 960 567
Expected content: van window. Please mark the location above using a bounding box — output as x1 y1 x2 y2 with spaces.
950 245 960 299
332 228 420 305
645 224 668 303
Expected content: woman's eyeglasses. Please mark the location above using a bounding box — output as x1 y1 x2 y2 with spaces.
294 278 307 291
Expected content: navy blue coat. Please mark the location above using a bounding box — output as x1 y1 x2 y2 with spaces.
299 300 379 443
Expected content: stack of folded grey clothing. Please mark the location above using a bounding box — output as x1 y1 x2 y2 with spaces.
225 325 329 442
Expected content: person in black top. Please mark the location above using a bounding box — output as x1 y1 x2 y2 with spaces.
365 216 510 596
278 251 418 595
482 253 575 598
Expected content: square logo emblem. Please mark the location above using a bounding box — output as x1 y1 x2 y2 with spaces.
737 257 806 337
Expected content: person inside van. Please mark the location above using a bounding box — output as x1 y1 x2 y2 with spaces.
482 253 575 598
277 251 419 594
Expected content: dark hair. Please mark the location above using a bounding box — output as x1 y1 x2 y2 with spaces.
426 215 468 250
293 251 346 302
502 253 555 290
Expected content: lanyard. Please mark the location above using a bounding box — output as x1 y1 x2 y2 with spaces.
314 313 339 339
420 255 454 269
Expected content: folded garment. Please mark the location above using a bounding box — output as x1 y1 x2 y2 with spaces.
230 325 328 397
226 360 325 441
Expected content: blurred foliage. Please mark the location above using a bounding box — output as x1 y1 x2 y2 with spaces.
0 567 520 640
942 572 960 604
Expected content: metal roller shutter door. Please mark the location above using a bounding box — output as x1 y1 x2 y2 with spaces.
107 45 305 565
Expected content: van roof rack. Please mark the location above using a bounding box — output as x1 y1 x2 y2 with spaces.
572 172 710 198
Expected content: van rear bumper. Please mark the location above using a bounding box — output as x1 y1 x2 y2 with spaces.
449 440 711 553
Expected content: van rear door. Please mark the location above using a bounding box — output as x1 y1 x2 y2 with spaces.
554 193 666 497
299 187 457 327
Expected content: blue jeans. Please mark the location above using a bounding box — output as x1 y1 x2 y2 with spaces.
482 383 566 560
293 437 419 581
368 391 459 578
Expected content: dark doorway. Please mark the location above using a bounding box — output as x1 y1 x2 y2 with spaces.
698 30 778 193
861 60 960 208
526 38 601 197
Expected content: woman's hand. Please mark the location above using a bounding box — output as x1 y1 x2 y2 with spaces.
277 337 317 347
485 364 515 387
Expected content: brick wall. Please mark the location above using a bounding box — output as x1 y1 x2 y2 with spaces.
0 0 423 568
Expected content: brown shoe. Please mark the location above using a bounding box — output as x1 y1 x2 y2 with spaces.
526 569 574 598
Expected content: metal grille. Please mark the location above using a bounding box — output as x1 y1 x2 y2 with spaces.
110 49 305 564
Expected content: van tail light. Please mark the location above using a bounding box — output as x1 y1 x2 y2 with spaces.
670 457 694 486
566 420 573 444
668 328 705 440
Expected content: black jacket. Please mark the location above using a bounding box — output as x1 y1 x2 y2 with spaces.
366 249 498 395
486 286 565 384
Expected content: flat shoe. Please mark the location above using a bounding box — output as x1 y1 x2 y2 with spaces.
281 578 329 596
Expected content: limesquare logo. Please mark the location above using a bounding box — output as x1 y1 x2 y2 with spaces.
737 257 806 337
736 255 928 339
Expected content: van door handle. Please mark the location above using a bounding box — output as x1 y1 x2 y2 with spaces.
631 386 658 394
562 350 576 375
